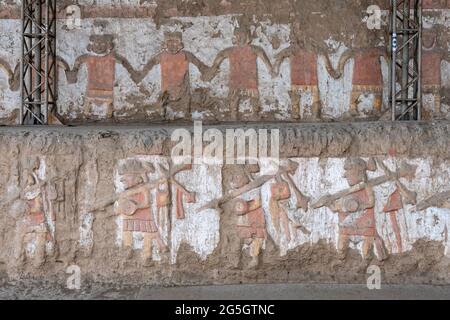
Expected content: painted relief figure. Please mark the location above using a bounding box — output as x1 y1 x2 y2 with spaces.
114 159 196 261
14 157 56 267
115 160 167 260
135 32 209 120
328 30 387 117
201 161 309 268
274 23 333 120
313 158 418 260
421 27 450 117
377 160 417 254
269 177 310 244
202 26 274 121
314 158 387 260
227 164 267 268
66 34 139 119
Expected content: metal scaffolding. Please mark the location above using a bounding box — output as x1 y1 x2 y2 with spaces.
21 0 57 125
390 0 422 121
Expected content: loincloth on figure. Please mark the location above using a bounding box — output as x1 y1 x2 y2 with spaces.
122 208 158 233
235 198 266 240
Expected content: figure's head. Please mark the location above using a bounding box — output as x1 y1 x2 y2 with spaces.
423 27 438 50
290 22 305 48
232 27 252 46
22 156 40 185
87 34 115 55
162 32 184 54
343 158 369 186
118 160 154 190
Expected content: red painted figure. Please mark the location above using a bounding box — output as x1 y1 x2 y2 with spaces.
421 27 450 116
202 27 274 121
274 23 335 120
67 34 139 119
330 47 385 116
136 32 209 120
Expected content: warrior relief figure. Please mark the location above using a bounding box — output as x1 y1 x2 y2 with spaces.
377 159 416 254
312 158 418 260
135 32 209 121
202 26 274 121
273 23 334 120
14 157 56 268
226 164 267 268
267 167 310 247
200 161 309 268
115 160 167 260
114 159 196 261
66 34 140 119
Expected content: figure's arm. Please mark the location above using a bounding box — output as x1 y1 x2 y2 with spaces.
273 47 292 76
252 45 275 77
0 57 13 81
443 50 450 64
184 51 210 76
328 49 353 79
135 53 161 84
443 200 450 209
0 57 20 91
114 52 141 84
66 55 89 84
9 62 20 91
56 56 71 72
201 48 231 81
364 187 376 209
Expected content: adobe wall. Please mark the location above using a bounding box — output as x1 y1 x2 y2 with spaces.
1 122 450 286
0 0 449 124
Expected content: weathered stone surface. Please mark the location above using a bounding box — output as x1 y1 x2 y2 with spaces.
0 122 450 287
1 1 450 123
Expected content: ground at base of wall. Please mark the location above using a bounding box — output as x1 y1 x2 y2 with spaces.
2 280 450 300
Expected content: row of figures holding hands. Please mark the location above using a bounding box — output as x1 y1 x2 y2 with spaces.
1 26 391 121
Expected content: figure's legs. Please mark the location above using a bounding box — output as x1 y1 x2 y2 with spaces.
270 203 281 235
148 231 168 255
83 98 92 118
248 238 263 268
157 93 169 120
389 211 403 254
250 95 261 117
229 91 240 121
289 89 301 120
434 91 442 115
374 234 388 261
33 230 47 267
373 91 383 114
350 89 361 116
123 230 133 248
310 86 321 120
279 209 291 243
105 100 114 119
337 233 350 259
13 224 26 265
142 232 153 260
362 236 375 260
